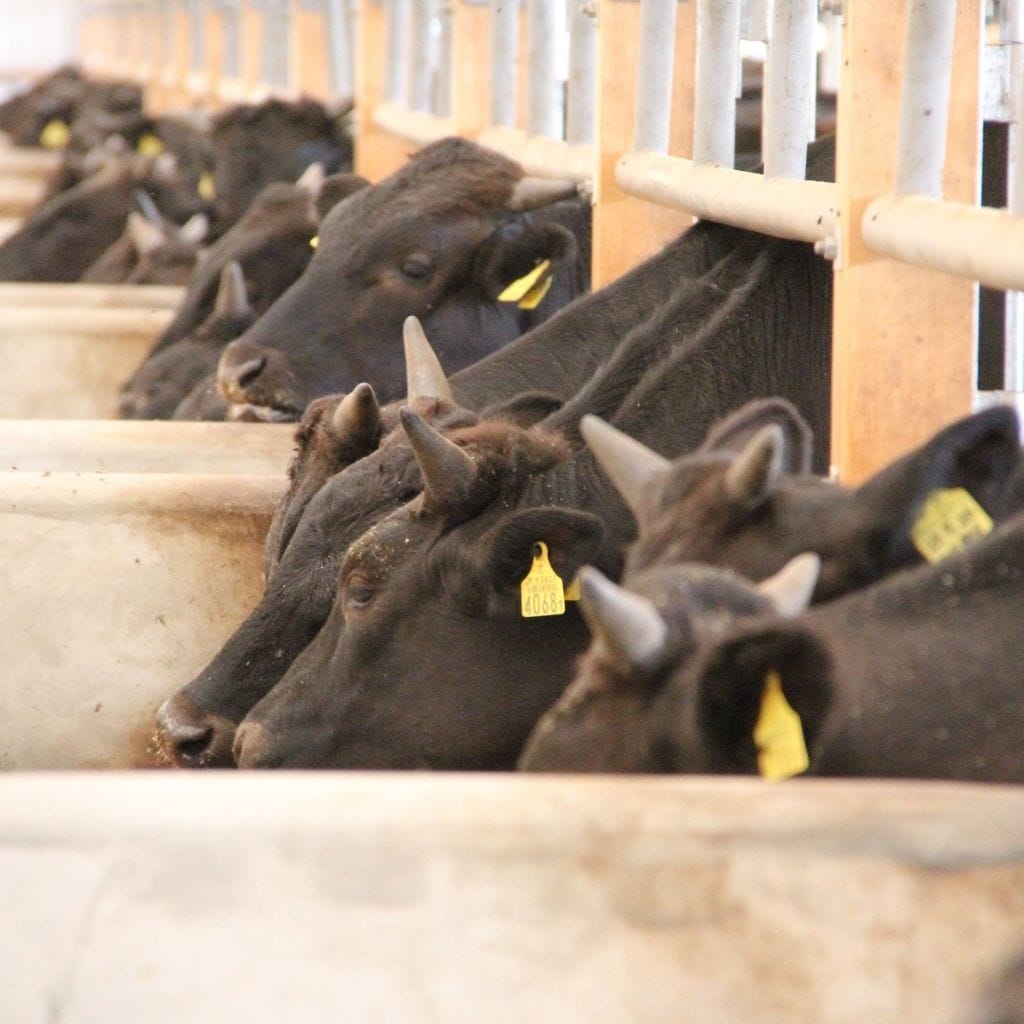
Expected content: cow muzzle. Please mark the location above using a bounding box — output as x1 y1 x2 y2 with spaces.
232 720 279 769
155 692 238 768
217 339 302 420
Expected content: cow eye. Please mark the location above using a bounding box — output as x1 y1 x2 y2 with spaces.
344 576 376 611
400 257 432 282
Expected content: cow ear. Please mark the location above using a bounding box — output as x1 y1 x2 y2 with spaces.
483 391 563 427
690 624 833 767
701 398 813 475
476 219 577 300
481 507 605 599
856 405 1023 557
316 172 370 221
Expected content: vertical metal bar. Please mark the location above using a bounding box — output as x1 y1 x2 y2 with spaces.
693 0 740 166
223 0 242 79
409 0 438 112
633 0 677 152
1005 0 1024 392
490 0 519 128
325 0 355 97
435 0 453 118
763 0 816 179
260 0 292 89
896 0 958 196
386 0 411 102
190 0 206 72
566 0 596 145
527 0 562 139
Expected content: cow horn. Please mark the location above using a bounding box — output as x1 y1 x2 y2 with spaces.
724 424 784 506
403 316 453 403
296 161 325 198
332 383 381 446
757 552 820 618
507 176 580 211
579 567 668 675
580 415 670 528
213 261 250 319
400 406 477 511
126 211 166 256
178 212 209 245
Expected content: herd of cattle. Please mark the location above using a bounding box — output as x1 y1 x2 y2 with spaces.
2 69 1022 797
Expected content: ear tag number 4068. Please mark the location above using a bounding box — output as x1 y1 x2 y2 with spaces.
520 541 566 618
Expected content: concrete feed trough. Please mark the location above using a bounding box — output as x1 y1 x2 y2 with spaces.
0 282 185 307
0 470 285 768
0 175 46 215
0 773 1022 1024
1 420 296 474
0 305 172 417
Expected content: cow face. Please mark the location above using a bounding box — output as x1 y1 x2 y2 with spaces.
519 557 820 773
210 97 353 227
232 414 604 770
586 403 1024 603
216 137 582 420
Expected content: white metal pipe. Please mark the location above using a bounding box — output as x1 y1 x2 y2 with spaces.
261 0 292 89
694 0 741 167
762 0 816 179
863 193 1024 293
409 0 438 112
896 0 958 196
633 0 677 153
435 0 453 118
1005 0 1024 392
326 0 354 98
223 0 242 80
386 0 412 103
477 124 593 182
490 0 519 128
616 151 838 242
190 0 205 71
566 0 596 146
527 0 563 139
372 99 454 145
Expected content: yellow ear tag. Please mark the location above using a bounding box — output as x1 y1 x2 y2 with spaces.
40 119 70 150
910 487 993 564
517 272 554 311
198 172 216 200
136 132 165 157
754 670 809 781
498 259 551 304
520 541 566 618
309 235 319 249
563 574 581 602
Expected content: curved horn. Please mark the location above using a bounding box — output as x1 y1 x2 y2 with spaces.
295 161 325 198
331 382 382 449
507 176 580 211
177 211 209 245
757 552 820 618
581 415 670 528
399 406 477 512
403 316 453 403
213 261 251 319
724 424 785 506
126 211 166 256
579 567 669 675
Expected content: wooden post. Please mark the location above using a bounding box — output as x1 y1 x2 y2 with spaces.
830 0 982 483
591 0 695 288
449 0 491 138
205 5 227 108
242 0 266 97
293 2 332 98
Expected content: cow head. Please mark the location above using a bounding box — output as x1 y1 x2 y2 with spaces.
216 137 583 420
519 555 820 773
210 97 354 227
583 402 1023 602
82 210 208 286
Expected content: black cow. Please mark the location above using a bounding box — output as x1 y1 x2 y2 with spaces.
117 261 256 420
520 404 1024 772
548 511 1024 782
81 210 208 285
215 136 592 417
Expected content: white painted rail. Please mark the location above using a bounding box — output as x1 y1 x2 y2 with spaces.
0 471 284 769
0 282 185 307
0 420 295 473
0 773 1022 1022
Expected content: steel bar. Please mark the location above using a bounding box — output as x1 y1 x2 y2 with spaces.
409 0 438 113
633 0 678 153
385 0 412 102
566 0 596 145
762 0 816 179
526 0 563 139
371 99 453 144
325 0 355 97
693 0 741 166
862 193 1024 294
477 124 593 182
896 0 958 196
616 151 838 242
490 0 519 128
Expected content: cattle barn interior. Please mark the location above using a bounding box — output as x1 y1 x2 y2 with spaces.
1 1 1023 1021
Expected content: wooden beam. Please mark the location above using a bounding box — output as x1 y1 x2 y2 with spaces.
831 0 982 483
449 0 492 139
591 0 694 289
293 3 332 99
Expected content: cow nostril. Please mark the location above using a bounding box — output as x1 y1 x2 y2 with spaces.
233 356 267 388
173 723 215 761
155 695 237 768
